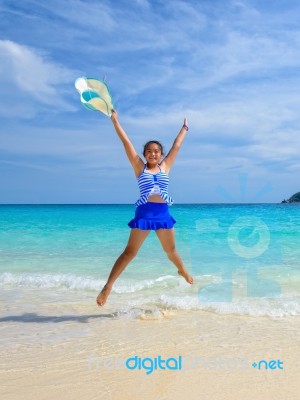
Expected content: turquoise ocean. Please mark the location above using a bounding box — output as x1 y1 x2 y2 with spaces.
0 204 299 319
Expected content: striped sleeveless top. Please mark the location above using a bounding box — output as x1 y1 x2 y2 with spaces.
135 164 174 207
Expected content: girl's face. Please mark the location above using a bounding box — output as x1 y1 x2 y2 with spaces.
144 144 162 164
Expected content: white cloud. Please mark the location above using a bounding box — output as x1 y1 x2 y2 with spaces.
52 0 117 31
133 0 151 9
0 40 76 117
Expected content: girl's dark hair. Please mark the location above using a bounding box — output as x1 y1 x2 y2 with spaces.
143 140 164 156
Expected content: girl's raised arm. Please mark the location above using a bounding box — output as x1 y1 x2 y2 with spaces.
110 111 144 176
160 118 189 174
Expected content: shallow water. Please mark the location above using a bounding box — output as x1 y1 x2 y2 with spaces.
0 204 299 319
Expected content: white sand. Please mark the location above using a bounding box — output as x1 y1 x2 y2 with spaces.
0 297 299 400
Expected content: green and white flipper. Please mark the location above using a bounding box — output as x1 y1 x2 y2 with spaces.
75 77 114 117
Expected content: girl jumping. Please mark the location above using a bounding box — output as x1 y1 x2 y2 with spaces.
97 111 193 306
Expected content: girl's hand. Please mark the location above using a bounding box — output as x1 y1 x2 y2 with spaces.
183 117 189 131
111 109 118 122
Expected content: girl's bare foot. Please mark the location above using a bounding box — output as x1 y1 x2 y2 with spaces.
178 269 194 284
96 284 112 307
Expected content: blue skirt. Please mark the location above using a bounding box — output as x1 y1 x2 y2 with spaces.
128 202 176 230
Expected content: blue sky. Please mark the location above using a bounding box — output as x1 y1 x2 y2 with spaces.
0 0 299 204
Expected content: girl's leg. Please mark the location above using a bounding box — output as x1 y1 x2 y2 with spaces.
155 228 193 284
96 228 150 306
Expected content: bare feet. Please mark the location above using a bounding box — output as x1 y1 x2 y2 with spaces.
96 284 112 307
178 269 194 284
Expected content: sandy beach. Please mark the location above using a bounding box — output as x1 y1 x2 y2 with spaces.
0 291 299 400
